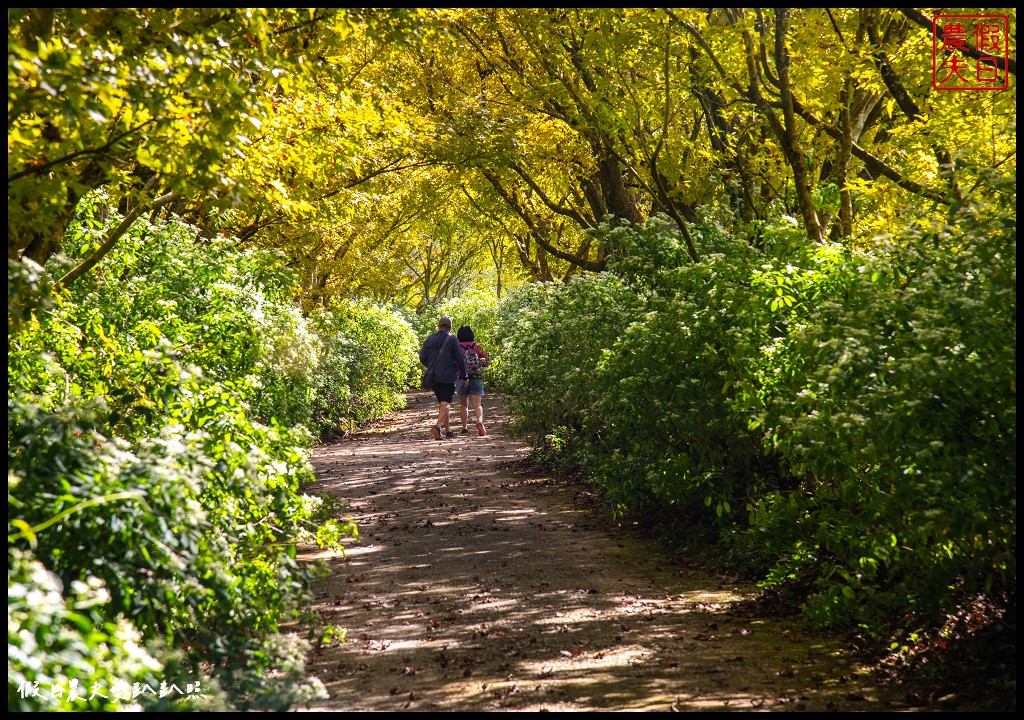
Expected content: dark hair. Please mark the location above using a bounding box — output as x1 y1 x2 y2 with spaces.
457 325 474 342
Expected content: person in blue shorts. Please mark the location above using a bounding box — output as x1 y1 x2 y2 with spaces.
456 325 490 437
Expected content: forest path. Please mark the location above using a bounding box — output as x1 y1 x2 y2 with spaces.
296 391 912 712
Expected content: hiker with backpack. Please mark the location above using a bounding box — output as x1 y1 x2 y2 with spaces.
456 325 491 437
419 316 468 440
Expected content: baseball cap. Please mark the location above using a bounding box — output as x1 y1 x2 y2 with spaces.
439 316 453 329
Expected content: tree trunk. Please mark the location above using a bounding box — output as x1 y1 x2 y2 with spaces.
772 9 823 242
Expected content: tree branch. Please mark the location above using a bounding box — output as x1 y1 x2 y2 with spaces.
790 98 950 204
313 154 429 201
57 188 179 289
754 9 781 90
8 119 157 184
673 9 952 208
481 168 604 272
509 162 596 230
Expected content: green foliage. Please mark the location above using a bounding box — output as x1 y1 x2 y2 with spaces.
8 8 346 264
601 214 708 293
497 197 1015 655
8 210 358 710
8 547 165 711
587 244 772 522
493 271 645 454
740 189 1016 642
494 218 774 523
309 300 420 437
37 197 320 434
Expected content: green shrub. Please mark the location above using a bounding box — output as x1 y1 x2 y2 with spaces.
309 300 419 436
493 273 644 453
741 196 1016 642
41 206 321 434
578 218 776 522
8 546 167 712
495 202 1015 658
8 208 354 710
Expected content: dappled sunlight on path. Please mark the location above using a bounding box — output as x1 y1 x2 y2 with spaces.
297 391 907 712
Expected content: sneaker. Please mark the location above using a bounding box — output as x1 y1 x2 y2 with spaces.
476 422 487 437
460 428 470 436
431 426 442 440
445 430 455 439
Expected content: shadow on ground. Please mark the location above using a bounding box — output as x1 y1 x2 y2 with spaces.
295 391 919 712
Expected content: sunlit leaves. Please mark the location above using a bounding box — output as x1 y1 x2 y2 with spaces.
307 301 419 435
495 191 1015 654
8 8 1018 303
742 187 1016 637
8 8 349 262
7 211 368 709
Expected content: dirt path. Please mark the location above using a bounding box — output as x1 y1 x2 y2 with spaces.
296 391 915 712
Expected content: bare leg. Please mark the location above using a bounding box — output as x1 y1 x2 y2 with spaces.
438 402 451 434
460 395 470 429
431 404 442 440
472 396 486 435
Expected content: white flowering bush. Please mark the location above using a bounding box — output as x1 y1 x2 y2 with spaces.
308 300 419 437
8 211 355 710
493 272 644 458
496 197 1014 656
8 547 163 712
740 193 1016 642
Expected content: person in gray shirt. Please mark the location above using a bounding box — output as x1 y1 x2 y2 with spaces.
419 315 468 439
